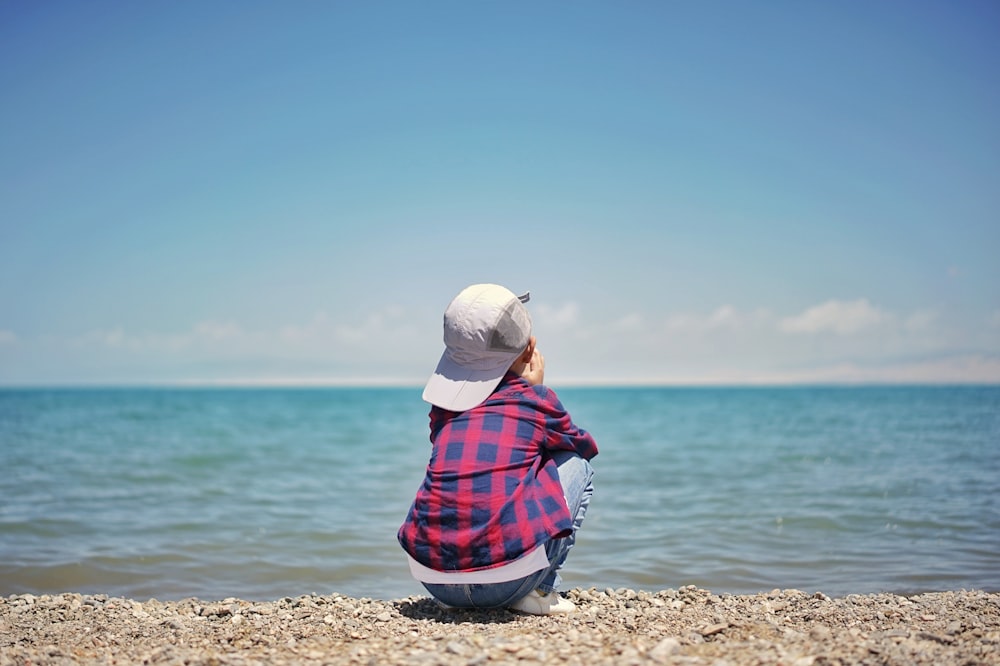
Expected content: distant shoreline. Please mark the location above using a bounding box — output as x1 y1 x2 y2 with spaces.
2 382 999 390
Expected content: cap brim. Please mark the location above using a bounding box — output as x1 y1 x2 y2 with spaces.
422 352 510 412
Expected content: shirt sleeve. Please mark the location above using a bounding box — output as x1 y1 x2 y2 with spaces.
535 385 599 461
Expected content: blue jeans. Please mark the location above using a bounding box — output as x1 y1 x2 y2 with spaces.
423 451 594 609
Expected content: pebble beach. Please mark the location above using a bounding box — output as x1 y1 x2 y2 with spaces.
3 587 997 665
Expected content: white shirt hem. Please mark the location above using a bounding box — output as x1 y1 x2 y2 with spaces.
407 544 549 584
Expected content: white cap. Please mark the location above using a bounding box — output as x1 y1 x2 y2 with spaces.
422 283 532 411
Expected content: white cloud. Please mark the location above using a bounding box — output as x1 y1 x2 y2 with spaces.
545 297 1000 385
556 354 1000 386
535 302 580 328
663 305 770 334
79 327 129 349
19 307 438 385
81 321 252 353
613 313 644 331
193 320 245 341
779 299 889 335
66 306 433 367
903 310 938 332
758 355 1000 384
7 298 997 386
707 305 739 328
332 305 416 347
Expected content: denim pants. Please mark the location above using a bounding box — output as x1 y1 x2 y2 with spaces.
422 450 594 609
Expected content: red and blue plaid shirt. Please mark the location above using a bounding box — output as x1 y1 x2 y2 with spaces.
398 373 598 572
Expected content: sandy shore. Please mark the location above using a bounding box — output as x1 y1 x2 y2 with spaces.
2 586 997 665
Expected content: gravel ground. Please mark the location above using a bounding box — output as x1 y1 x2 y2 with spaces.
2 586 998 665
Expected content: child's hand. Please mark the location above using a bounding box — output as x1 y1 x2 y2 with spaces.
519 348 545 386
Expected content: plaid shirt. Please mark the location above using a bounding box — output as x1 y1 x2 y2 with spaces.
398 373 598 572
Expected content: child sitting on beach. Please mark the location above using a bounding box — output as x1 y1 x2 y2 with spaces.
398 283 598 615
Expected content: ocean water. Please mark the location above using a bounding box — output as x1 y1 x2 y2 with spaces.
1 386 997 602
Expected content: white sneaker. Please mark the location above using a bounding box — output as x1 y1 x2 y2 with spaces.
508 589 576 615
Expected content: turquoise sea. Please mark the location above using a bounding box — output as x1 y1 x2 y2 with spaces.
1 386 997 602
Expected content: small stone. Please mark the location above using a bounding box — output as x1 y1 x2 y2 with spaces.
918 631 954 645
202 605 231 618
649 637 681 663
700 623 728 637
809 626 831 640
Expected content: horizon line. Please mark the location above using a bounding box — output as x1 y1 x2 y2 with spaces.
1 378 998 390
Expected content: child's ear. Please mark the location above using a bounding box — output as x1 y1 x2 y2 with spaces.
519 336 537 361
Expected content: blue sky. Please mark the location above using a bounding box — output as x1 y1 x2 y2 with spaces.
1 1 998 386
